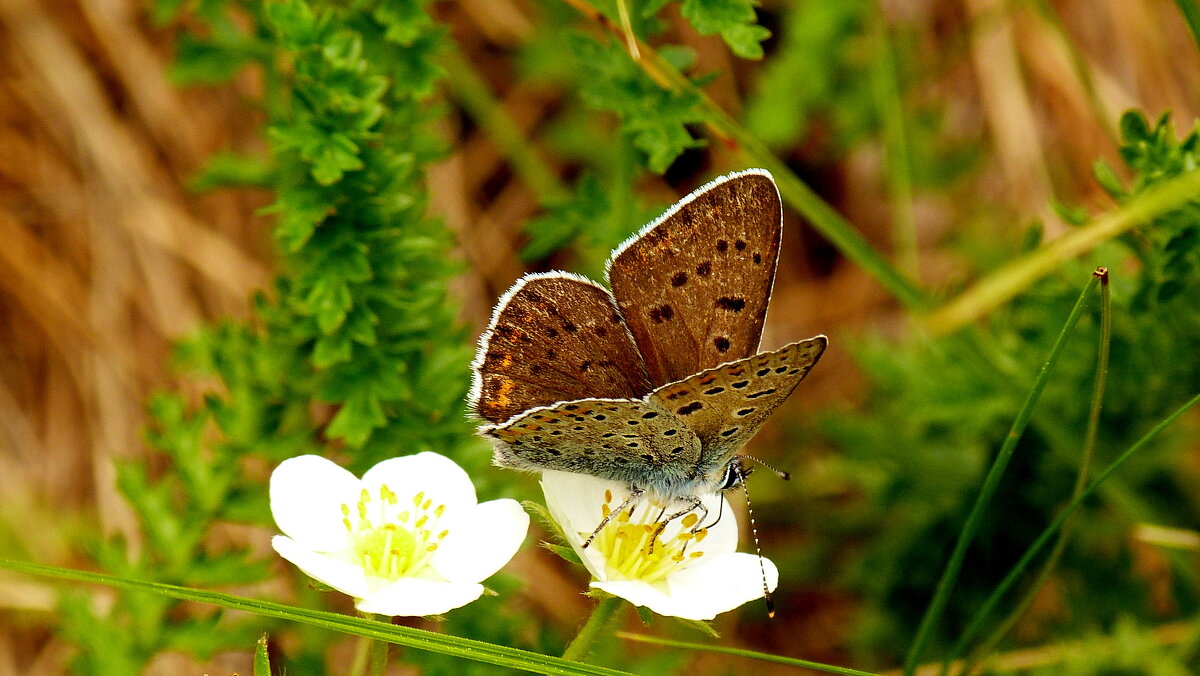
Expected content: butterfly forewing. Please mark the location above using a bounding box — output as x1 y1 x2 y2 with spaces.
607 170 782 386
483 398 702 487
648 336 827 469
471 273 653 423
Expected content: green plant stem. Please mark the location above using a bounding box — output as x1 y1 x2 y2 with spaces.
0 558 634 676
1023 0 1117 143
351 633 371 676
617 632 882 676
950 268 1112 676
1173 0 1200 52
562 595 624 662
935 389 1200 671
902 273 1100 676
440 49 570 203
558 0 925 310
869 7 919 280
926 168 1200 334
370 629 390 676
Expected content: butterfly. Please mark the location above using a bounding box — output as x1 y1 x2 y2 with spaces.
469 169 827 527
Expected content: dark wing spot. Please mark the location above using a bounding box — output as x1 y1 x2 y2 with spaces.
564 404 579 411
736 407 755 416
611 312 623 324
579 361 591 372
546 349 557 359
747 388 778 399
716 297 746 312
530 364 543 374
626 420 639 426
663 429 678 436
641 411 659 419
703 387 726 395
671 271 688 287
714 337 731 352
640 454 655 461
573 426 584 431
670 446 684 455
545 327 558 337
731 380 750 389
735 239 747 251
696 261 712 276
787 368 801 375
551 430 563 436
720 428 739 437
563 321 578 333
649 304 675 323
775 366 788 374
627 442 640 448
753 253 762 265
677 402 703 415
602 433 616 438
595 326 608 337
547 448 562 455
594 414 607 421
756 368 770 376
716 239 728 252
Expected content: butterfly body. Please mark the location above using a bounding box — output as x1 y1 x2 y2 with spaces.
470 169 826 505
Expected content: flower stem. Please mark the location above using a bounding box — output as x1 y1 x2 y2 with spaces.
562 595 624 662
350 614 390 676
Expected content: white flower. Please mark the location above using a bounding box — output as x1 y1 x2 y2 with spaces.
540 470 778 621
270 452 529 617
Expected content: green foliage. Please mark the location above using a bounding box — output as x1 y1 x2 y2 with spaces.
817 112 1200 661
679 0 770 59
60 0 490 672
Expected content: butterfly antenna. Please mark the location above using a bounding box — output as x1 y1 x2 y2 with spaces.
740 454 791 481
740 468 776 618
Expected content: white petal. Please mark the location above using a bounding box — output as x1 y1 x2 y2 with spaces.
664 553 778 618
272 535 371 599
432 499 529 582
361 452 477 511
540 471 623 580
593 553 777 621
685 493 739 557
270 455 361 552
354 578 485 617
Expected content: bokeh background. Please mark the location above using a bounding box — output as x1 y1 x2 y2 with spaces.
1 0 1200 674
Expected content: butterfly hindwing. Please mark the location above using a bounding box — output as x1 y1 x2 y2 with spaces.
648 335 827 469
483 398 703 487
607 170 782 386
471 273 653 424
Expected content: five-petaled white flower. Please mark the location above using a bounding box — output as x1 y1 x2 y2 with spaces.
270 452 529 617
540 470 777 621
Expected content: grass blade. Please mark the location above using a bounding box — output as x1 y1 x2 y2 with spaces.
902 273 1100 675
0 558 633 676
617 632 882 676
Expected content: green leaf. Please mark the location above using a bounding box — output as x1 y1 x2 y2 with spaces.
679 0 769 60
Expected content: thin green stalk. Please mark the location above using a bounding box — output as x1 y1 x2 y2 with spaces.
869 6 919 280
440 49 570 203
370 629 390 676
0 558 635 676
1172 0 1200 52
902 274 1100 676
351 633 371 676
950 268 1112 676
558 0 925 310
934 389 1200 671
562 595 625 662
1023 0 1117 143
926 168 1200 334
617 632 883 676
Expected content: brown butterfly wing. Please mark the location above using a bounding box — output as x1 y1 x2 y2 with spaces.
470 273 653 424
648 336 827 470
606 170 782 386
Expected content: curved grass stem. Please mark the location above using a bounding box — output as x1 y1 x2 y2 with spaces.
562 595 625 662
949 268 1112 676
902 273 1100 676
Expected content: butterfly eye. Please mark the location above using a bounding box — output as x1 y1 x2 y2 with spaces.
717 460 746 491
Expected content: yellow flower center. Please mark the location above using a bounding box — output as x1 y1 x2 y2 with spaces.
342 485 449 580
591 489 708 584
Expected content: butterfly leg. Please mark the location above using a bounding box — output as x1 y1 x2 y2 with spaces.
582 486 644 550
648 496 706 555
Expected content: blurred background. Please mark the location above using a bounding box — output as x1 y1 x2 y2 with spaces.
1 0 1200 674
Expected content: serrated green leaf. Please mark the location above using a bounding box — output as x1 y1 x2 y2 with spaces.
680 0 768 60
